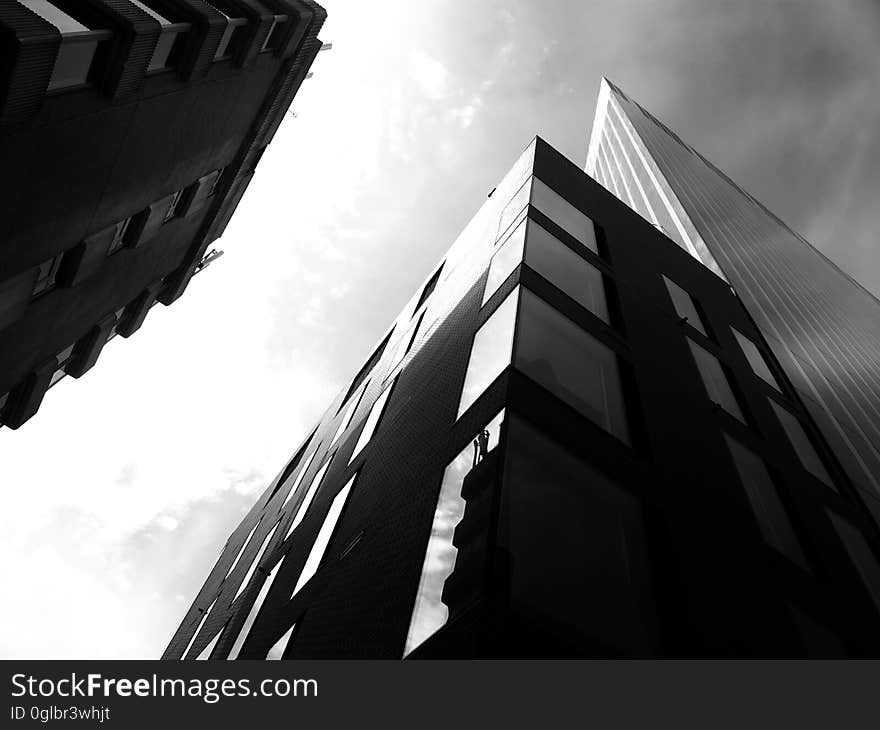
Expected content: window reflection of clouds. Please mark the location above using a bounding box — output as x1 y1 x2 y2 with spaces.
531 178 599 254
482 220 526 305
403 410 505 657
457 288 519 419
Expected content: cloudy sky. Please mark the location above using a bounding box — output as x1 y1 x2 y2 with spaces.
2 0 879 658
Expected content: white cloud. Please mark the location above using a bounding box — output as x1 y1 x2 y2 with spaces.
409 51 450 100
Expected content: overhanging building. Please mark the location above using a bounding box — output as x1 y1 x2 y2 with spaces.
166 130 880 659
0 0 326 429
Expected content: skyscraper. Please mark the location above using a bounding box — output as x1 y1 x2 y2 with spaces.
0 0 326 429
587 77 880 523
166 131 880 660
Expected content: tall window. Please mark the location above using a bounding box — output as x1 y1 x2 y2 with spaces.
329 385 367 448
687 340 745 422
278 448 318 511
724 435 809 570
516 289 629 443
483 219 526 304
524 219 609 323
732 328 782 391
227 523 281 659
180 598 217 659
768 401 834 489
283 458 333 541
456 288 519 419
107 218 133 256
663 275 708 336
530 178 599 254
341 330 392 405
387 313 425 375
224 519 262 579
404 411 506 656
348 381 396 463
231 523 280 602
290 476 357 597
164 190 184 222
414 264 444 313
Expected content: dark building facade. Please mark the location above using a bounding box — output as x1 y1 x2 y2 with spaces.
165 136 880 660
587 77 880 522
0 0 326 428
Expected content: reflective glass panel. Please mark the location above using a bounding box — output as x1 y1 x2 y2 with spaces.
497 178 531 240
266 623 296 660
404 410 505 656
531 178 598 253
224 520 261 579
232 523 279 601
456 288 519 419
228 525 280 659
482 219 525 305
283 459 332 540
687 340 744 422
732 328 782 391
349 382 394 463
291 477 356 597
827 511 880 614
524 220 609 323
663 275 708 336
724 435 809 570
516 289 629 443
330 385 366 448
769 401 835 489
278 449 317 511
181 598 215 659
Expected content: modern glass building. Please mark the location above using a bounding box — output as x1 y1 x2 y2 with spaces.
166 132 880 659
587 77 880 521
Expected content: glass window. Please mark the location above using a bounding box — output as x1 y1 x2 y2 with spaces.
732 328 782 391
180 598 216 659
516 289 629 443
283 458 332 541
768 401 834 489
724 435 809 569
224 519 261 579
349 382 395 463
524 220 609 323
404 410 505 656
456 288 519 419
329 385 367 448
266 623 296 660
827 511 880 614
496 415 655 655
227 524 281 659
291 476 356 597
687 340 744 422
414 264 444 312
531 178 598 254
194 626 223 660
278 446 320 512
387 314 424 374
497 178 531 240
663 275 708 336
482 219 525 305
342 330 392 403
232 523 279 602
